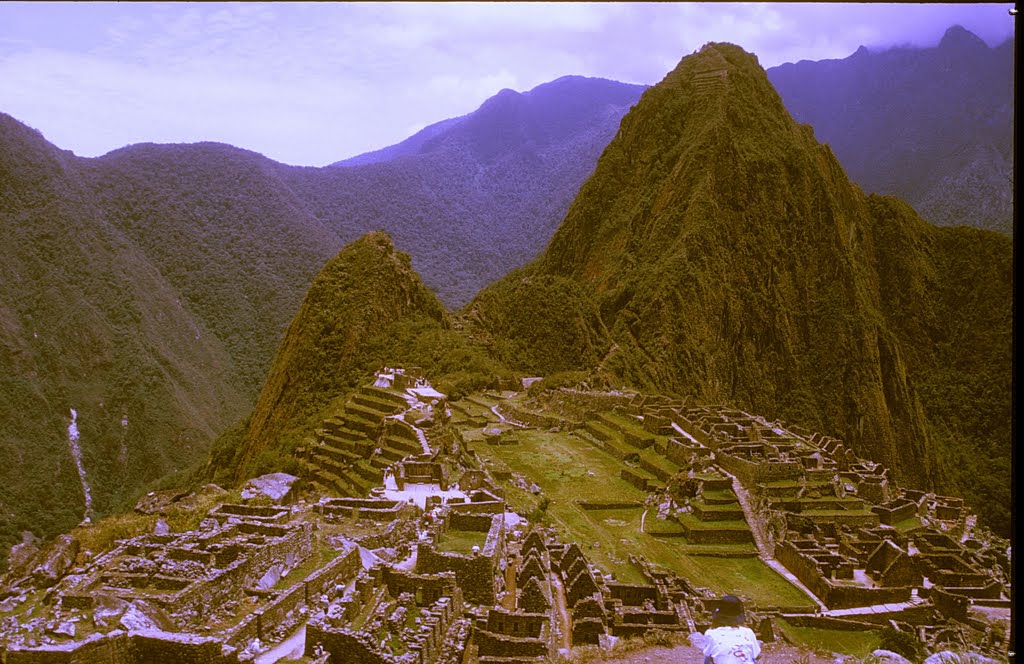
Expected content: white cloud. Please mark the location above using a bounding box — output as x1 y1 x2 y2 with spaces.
0 2 1013 165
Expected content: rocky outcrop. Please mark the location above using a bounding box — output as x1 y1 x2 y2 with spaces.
31 534 79 588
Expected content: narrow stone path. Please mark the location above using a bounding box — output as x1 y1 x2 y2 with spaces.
818 594 928 617
549 572 572 651
492 403 527 428
255 624 306 663
720 469 772 559
502 561 517 610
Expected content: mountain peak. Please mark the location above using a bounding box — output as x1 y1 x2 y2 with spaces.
227 230 448 483
938 25 987 51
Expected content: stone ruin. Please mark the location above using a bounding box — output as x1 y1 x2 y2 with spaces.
0 368 1011 662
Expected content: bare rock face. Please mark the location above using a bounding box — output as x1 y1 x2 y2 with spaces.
924 653 998 664
154 518 171 536
120 602 159 632
93 594 131 629
119 599 174 632
31 534 80 588
7 541 39 579
241 472 300 504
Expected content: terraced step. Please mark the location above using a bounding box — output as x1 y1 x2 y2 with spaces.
346 470 376 497
466 394 498 409
369 456 391 470
676 514 753 544
692 502 746 522
346 402 389 425
578 426 631 461
758 480 834 498
311 452 353 478
769 497 867 512
384 432 422 454
701 489 739 506
362 385 409 408
320 415 350 436
639 451 680 481
621 466 658 493
315 444 362 467
596 412 656 449
320 432 373 457
319 425 366 444
343 411 381 437
697 475 732 491
315 469 357 496
351 391 405 417
352 460 384 485
377 446 407 464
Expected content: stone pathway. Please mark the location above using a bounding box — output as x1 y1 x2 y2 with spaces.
721 470 772 558
819 594 928 618
549 573 572 651
254 624 306 663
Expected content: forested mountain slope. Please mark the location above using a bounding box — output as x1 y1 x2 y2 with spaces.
0 115 247 559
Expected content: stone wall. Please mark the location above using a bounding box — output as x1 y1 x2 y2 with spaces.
495 403 577 430
551 389 634 417
4 630 239 664
715 452 804 486
304 626 396 664
227 545 360 648
775 541 912 609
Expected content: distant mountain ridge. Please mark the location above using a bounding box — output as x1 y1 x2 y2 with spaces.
767 25 1013 234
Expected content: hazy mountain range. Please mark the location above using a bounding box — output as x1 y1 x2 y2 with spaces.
0 27 1012 563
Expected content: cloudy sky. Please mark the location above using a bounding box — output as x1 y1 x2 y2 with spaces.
0 2 1014 166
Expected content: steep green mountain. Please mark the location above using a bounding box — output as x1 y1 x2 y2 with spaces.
211 232 451 485
0 115 247 561
466 44 1011 535
767 26 1013 234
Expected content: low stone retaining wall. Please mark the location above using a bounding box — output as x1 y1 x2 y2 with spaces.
4 630 240 664
575 501 643 511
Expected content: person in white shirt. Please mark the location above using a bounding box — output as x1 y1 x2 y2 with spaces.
703 595 761 664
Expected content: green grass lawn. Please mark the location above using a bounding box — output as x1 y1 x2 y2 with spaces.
437 528 489 554
472 423 817 609
775 618 882 657
893 516 923 531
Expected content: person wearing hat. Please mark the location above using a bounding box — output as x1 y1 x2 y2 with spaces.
703 595 761 663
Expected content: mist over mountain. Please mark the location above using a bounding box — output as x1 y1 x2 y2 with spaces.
767 25 1014 234
467 43 1011 535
